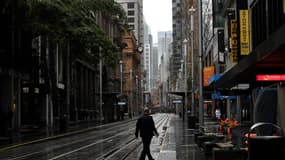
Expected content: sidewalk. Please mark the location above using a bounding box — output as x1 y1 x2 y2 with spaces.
156 114 219 160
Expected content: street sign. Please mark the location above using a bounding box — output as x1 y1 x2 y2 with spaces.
172 99 182 104
118 102 126 105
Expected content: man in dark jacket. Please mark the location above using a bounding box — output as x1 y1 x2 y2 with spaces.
135 107 159 160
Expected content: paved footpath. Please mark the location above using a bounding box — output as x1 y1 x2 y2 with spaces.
152 114 215 160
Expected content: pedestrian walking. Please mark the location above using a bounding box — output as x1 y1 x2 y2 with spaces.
135 107 159 160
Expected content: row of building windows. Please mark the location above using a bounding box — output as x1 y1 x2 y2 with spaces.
128 10 135 16
127 3 134 9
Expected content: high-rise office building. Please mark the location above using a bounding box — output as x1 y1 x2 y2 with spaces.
151 45 158 89
171 0 183 89
143 21 152 92
157 31 172 82
115 0 144 45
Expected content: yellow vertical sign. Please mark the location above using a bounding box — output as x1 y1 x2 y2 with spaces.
240 10 250 55
283 0 285 14
230 20 238 63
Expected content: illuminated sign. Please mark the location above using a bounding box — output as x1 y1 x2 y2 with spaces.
256 74 285 81
240 10 250 55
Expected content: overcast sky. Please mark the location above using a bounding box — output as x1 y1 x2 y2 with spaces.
143 0 172 43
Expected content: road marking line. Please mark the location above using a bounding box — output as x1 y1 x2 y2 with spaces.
7 151 41 160
49 136 113 160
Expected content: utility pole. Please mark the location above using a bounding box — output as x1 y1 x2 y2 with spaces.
189 6 196 116
129 69 133 118
99 47 103 123
183 39 188 118
136 75 139 116
198 0 204 126
120 60 123 94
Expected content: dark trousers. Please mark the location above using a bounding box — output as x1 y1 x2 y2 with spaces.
139 137 154 160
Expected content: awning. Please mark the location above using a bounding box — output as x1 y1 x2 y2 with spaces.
208 74 222 85
211 92 237 100
213 25 285 89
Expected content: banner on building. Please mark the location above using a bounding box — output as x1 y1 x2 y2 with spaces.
218 29 225 63
230 20 238 63
239 10 250 55
203 66 215 86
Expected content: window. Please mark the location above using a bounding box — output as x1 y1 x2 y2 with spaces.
128 17 135 23
128 10 135 16
128 25 135 30
128 3 134 9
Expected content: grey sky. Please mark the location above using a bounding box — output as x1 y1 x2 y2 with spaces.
143 0 172 43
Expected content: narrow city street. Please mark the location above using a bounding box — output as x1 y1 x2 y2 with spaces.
1 0 285 159
0 114 171 160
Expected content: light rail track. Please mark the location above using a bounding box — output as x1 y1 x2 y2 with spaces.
0 114 171 160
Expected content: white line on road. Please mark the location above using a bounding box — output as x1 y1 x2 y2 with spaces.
48 135 117 160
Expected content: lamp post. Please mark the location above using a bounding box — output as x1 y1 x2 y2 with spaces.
119 60 123 94
129 69 133 118
135 75 138 116
141 79 144 111
117 60 123 121
180 60 184 120
183 39 188 119
198 0 204 126
99 47 103 123
189 6 196 116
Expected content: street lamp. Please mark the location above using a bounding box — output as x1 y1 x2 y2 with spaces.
198 0 204 126
183 39 188 120
119 60 123 94
129 69 133 118
141 79 144 111
99 47 103 123
189 6 196 116
135 75 138 116
117 60 123 121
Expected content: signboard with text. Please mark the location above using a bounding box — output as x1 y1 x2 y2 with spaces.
230 20 238 63
240 10 250 55
203 66 215 86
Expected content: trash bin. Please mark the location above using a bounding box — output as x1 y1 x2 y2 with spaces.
188 115 197 129
248 122 285 160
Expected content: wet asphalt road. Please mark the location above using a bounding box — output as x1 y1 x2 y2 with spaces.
0 114 171 160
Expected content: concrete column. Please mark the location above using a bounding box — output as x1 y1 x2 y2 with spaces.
227 99 231 119
66 43 70 120
277 84 285 133
10 75 14 130
236 96 241 123
16 78 21 128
